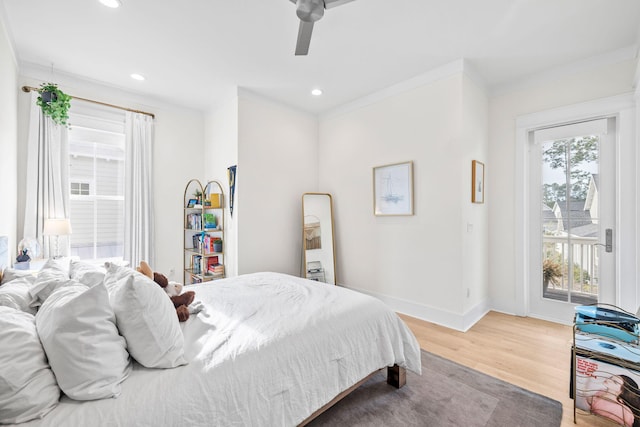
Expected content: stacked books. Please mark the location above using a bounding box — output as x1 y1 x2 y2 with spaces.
205 256 224 277
207 263 224 277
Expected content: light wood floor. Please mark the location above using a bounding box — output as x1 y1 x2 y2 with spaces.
401 311 616 427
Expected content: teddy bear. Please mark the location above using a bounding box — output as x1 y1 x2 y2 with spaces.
137 261 196 322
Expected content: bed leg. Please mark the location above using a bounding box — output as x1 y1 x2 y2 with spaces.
387 365 406 388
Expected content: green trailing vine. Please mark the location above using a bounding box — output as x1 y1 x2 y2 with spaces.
36 83 71 127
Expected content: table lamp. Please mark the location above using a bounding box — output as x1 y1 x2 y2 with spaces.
43 218 72 259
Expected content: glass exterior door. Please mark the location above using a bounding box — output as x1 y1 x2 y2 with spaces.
541 135 599 303
529 118 615 321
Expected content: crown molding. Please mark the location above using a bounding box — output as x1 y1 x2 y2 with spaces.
492 45 638 98
321 59 485 121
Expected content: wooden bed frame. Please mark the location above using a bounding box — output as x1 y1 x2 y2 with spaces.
298 365 406 426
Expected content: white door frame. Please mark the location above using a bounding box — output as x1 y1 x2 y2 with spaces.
515 93 637 323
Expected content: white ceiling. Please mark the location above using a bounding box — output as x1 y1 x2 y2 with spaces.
2 0 639 114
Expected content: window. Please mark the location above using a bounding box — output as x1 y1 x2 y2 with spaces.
68 103 126 262
70 182 90 195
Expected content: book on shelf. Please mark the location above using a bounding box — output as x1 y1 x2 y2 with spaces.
206 256 219 270
203 234 210 253
207 262 224 275
203 213 217 229
209 193 222 208
207 256 224 276
192 255 202 274
192 233 204 251
186 213 202 230
201 234 221 253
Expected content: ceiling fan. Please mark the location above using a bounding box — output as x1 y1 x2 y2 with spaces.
289 0 355 55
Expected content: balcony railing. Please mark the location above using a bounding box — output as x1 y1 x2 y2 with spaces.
543 235 599 301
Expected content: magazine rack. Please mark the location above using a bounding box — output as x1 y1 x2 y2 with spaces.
571 303 640 425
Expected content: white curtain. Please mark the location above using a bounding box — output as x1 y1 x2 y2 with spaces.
124 112 154 268
24 93 70 259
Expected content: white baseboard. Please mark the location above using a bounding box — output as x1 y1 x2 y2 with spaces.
342 284 490 332
461 298 492 332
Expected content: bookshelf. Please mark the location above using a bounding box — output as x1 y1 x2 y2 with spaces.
183 179 225 284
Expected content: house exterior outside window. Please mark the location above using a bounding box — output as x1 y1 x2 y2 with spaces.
68 103 126 262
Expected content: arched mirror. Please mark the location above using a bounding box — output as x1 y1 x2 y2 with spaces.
302 193 336 285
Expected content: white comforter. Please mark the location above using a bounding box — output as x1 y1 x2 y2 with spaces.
16 272 421 427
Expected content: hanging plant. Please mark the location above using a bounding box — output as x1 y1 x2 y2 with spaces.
36 82 71 127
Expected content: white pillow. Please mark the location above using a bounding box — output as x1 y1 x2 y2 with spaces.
104 264 187 368
0 306 59 424
103 262 138 293
36 281 131 401
69 259 105 287
30 258 70 306
0 276 37 314
1 268 36 285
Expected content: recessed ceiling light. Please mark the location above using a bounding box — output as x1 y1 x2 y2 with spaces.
311 89 323 96
99 0 121 8
130 73 145 81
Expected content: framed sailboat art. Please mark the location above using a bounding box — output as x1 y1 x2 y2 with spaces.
373 161 414 216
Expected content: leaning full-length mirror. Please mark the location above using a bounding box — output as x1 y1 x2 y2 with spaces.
302 193 336 285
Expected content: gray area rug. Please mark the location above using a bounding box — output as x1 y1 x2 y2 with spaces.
309 350 562 427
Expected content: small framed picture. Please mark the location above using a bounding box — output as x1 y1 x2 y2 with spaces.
187 199 197 208
472 160 484 204
373 161 414 216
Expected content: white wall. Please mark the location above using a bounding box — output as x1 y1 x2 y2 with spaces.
460 74 489 315
16 70 204 278
236 91 318 276
204 94 238 277
489 58 637 314
152 105 204 278
0 18 17 266
319 62 489 330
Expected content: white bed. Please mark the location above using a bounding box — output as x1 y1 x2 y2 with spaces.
5 271 421 426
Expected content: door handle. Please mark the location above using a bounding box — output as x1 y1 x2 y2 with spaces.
595 228 613 253
605 228 613 252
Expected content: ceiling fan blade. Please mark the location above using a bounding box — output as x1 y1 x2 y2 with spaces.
323 0 355 9
295 20 314 56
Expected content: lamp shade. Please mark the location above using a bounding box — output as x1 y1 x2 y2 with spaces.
43 219 72 236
